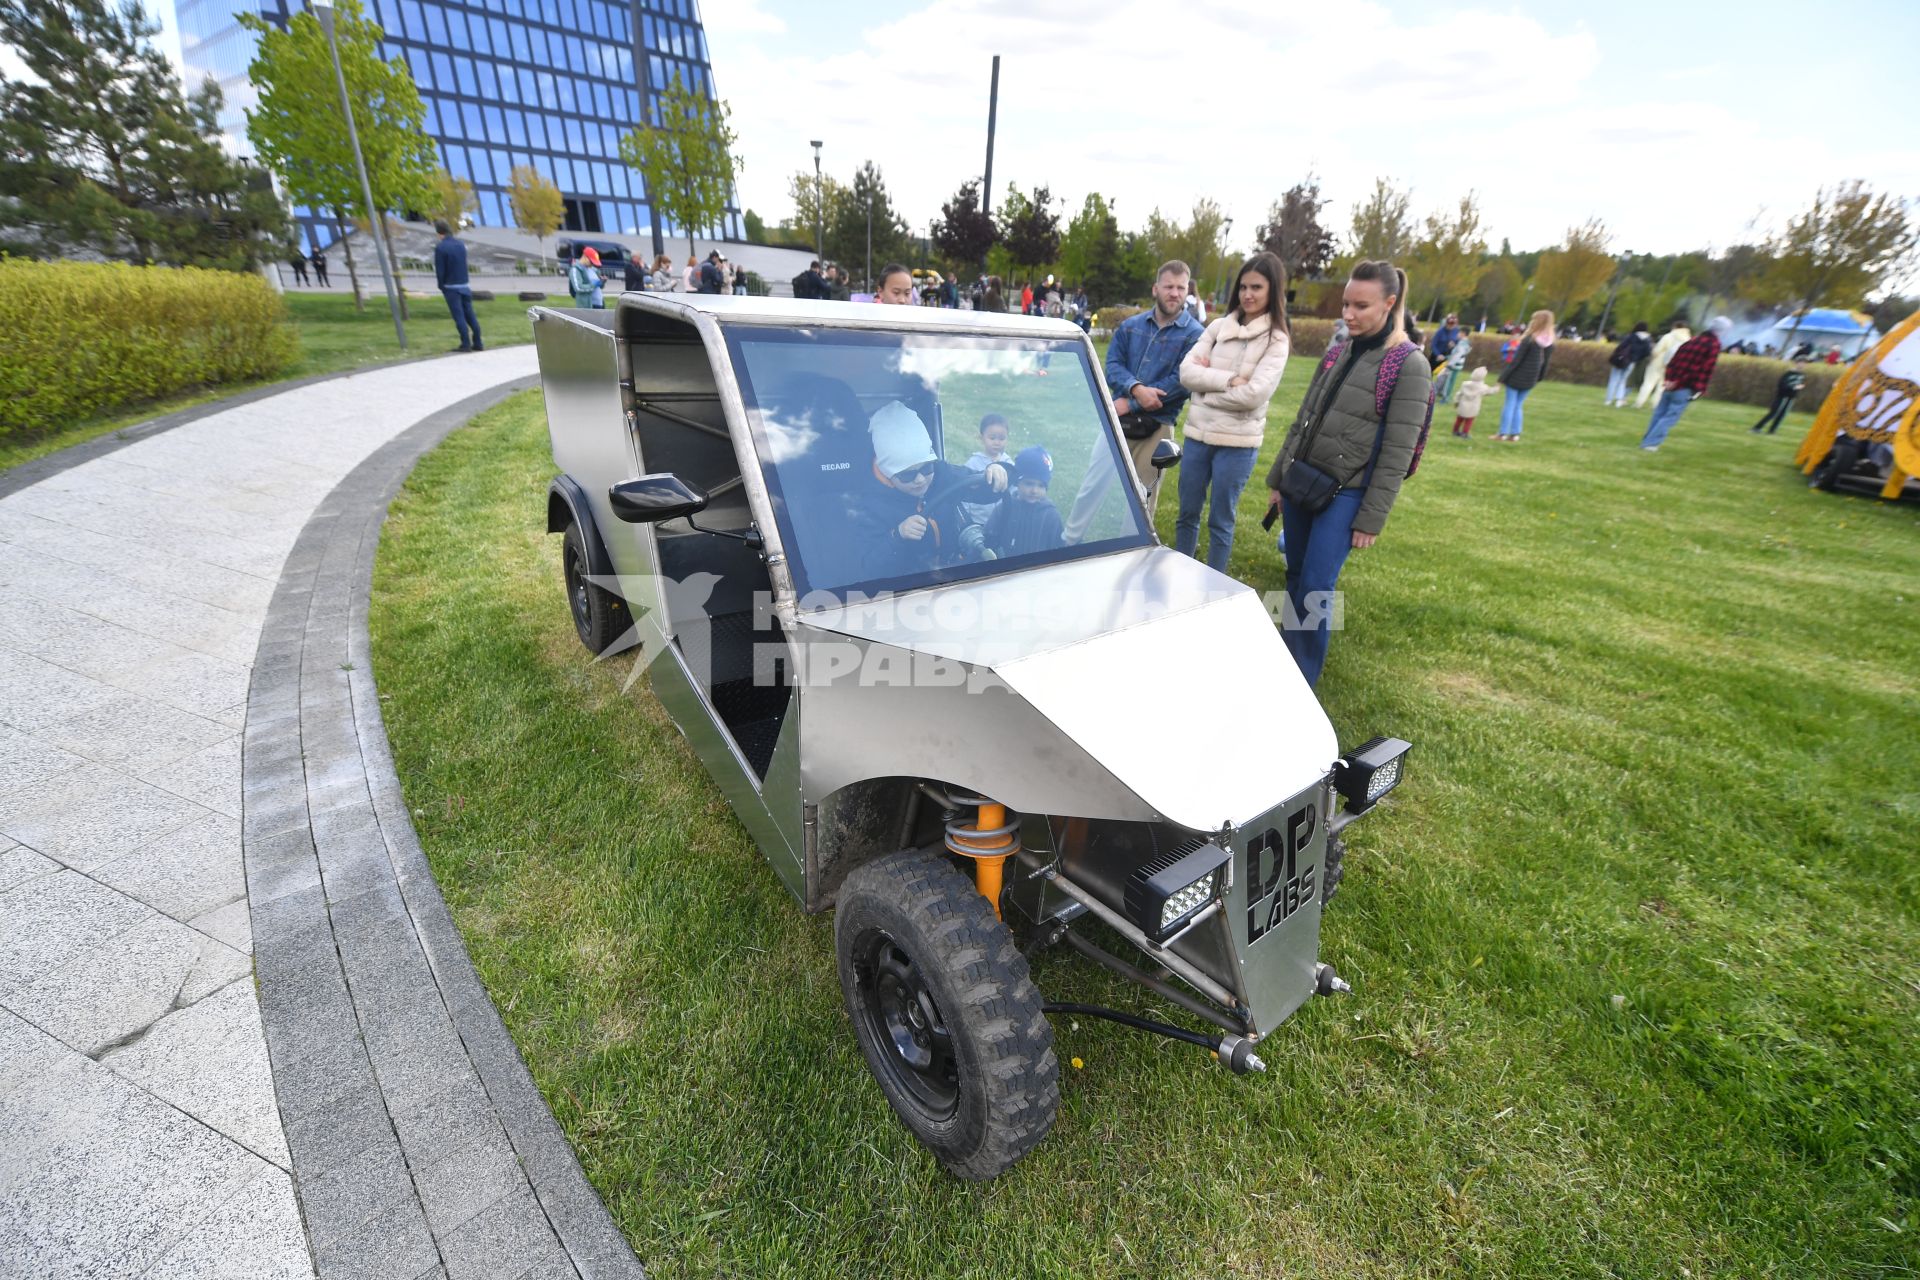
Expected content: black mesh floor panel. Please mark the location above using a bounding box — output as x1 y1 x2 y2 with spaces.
710 675 789 777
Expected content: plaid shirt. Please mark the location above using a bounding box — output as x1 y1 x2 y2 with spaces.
1664 331 1722 395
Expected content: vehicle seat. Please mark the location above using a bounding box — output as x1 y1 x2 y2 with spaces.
760 374 873 590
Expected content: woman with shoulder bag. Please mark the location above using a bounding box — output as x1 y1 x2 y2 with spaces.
1265 259 1430 686
1175 252 1292 572
1494 309 1555 441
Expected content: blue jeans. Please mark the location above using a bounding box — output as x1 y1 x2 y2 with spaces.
1606 366 1631 403
1497 386 1531 436
1641 388 1693 447
441 286 480 348
1174 438 1258 573
1281 486 1364 687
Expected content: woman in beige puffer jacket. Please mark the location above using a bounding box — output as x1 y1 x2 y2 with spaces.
1175 252 1291 572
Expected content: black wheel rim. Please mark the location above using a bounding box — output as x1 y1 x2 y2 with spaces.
563 542 592 640
853 929 959 1119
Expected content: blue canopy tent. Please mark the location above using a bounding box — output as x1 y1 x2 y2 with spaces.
1768 308 1879 358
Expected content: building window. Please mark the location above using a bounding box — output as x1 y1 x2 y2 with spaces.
424 2 447 45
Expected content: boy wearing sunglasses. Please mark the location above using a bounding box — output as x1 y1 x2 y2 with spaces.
849 401 1011 579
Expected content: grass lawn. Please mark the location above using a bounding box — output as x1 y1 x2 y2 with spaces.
0 289 548 474
368 364 1918 1279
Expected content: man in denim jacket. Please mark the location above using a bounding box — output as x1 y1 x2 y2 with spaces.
1063 260 1204 542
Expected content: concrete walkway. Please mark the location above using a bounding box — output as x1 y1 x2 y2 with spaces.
0 352 641 1277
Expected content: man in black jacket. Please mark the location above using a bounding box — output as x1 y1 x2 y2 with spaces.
1606 322 1652 406
432 220 482 352
1751 368 1807 434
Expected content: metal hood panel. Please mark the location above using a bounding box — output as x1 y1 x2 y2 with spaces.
801 547 1340 829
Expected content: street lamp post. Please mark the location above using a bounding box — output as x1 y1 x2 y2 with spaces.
312 0 405 351
810 140 824 263
865 195 872 289
1213 216 1234 307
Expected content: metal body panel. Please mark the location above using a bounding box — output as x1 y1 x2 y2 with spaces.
648 640 797 876
1181 782 1334 1036
798 546 1339 830
788 622 1157 824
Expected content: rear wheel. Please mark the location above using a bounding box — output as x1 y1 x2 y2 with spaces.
562 521 625 654
835 850 1059 1180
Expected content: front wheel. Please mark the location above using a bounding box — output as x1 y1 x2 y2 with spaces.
834 851 1059 1180
561 521 625 654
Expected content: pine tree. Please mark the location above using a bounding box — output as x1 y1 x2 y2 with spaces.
0 0 287 267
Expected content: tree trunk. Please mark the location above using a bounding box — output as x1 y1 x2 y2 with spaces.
335 209 366 312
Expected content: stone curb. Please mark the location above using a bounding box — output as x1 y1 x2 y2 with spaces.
243 375 646 1280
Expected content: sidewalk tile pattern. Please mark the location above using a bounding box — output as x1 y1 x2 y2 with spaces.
1 349 635 1277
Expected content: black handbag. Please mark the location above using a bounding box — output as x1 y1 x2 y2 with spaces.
1118 410 1163 440
1278 459 1341 513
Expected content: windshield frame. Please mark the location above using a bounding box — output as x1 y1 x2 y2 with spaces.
721 322 1155 606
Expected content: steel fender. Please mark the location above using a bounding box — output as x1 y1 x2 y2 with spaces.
547 474 616 583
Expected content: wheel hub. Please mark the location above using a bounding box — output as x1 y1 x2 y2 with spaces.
857 932 958 1116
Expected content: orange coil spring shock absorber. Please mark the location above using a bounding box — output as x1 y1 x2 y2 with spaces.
943 795 1020 919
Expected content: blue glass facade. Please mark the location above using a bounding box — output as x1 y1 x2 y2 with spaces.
168 0 740 249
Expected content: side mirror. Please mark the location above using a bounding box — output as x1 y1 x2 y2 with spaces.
609 474 708 524
1150 439 1182 470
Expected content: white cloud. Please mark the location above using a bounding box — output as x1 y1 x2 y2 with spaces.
705 1 1920 258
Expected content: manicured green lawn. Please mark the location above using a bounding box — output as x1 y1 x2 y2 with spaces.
0 289 546 474
368 367 1917 1279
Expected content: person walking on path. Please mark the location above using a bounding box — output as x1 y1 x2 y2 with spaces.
1635 323 1691 407
1607 322 1653 406
1494 310 1555 442
1451 367 1499 436
1640 316 1730 450
310 250 329 286
433 219 483 351
287 247 309 286
1061 261 1204 542
1266 259 1430 687
1751 367 1807 434
1175 252 1292 573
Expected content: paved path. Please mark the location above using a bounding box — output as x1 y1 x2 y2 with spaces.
0 353 643 1278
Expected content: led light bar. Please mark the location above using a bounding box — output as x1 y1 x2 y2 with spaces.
1332 736 1412 815
1123 838 1232 944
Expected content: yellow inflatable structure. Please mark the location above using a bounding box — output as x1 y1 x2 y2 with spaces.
1796 310 1920 498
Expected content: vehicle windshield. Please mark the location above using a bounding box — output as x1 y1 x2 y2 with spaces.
725 327 1152 602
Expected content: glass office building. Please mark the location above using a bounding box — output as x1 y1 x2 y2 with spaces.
168 0 741 249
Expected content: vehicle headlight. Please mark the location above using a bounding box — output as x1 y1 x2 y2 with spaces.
1124 838 1231 944
1332 736 1412 814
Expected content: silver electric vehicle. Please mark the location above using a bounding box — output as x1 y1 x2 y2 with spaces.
532 293 1410 1179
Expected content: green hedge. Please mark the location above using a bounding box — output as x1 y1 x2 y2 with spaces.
1281 318 1835 410
0 259 296 438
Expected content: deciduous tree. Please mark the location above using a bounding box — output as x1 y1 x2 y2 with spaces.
0 0 286 268
1762 181 1916 351
1347 178 1416 262
242 0 437 308
506 165 563 266
1257 175 1335 283
427 170 476 230
1143 198 1232 301
785 169 845 255
1532 218 1615 315
1408 193 1488 319
619 69 740 257
931 179 997 271
1057 193 1128 306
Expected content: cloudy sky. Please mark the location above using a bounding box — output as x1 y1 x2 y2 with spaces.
701 0 1920 257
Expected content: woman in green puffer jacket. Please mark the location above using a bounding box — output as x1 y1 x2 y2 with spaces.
1265 259 1429 687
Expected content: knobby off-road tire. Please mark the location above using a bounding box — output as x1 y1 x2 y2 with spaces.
1321 833 1346 907
562 521 625 654
835 850 1060 1180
